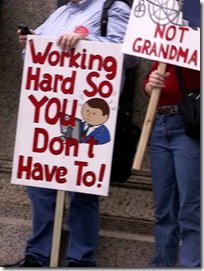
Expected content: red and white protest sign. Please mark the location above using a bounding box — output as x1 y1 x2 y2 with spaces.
122 0 200 70
11 36 124 196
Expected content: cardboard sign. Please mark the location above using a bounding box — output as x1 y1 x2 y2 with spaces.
11 36 124 196
123 0 200 70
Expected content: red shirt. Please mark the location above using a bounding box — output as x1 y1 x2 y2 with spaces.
143 62 200 107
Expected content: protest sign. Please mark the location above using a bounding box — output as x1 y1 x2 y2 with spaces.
11 35 124 196
122 0 200 169
122 0 200 70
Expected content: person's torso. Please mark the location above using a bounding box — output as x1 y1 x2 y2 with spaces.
35 0 106 37
148 62 200 106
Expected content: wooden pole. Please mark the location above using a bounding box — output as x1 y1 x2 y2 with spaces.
49 190 66 267
133 62 167 170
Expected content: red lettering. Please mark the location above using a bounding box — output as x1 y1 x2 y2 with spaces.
75 160 96 187
84 72 99 96
56 167 67 183
17 155 32 179
39 73 52 91
84 73 113 98
60 99 78 126
75 161 88 186
17 155 67 183
49 137 64 155
33 128 48 153
48 50 60 66
165 25 176 41
53 74 63 92
176 47 189 62
142 40 151 54
132 37 142 53
158 44 169 59
168 45 177 59
26 67 76 94
64 138 79 156
154 24 166 39
103 56 117 80
29 39 53 64
154 24 189 43
83 171 96 187
45 98 61 125
26 67 40 90
29 95 48 123
61 71 76 94
98 81 113 98
188 50 198 66
178 26 189 43
44 164 57 181
86 136 98 158
31 162 44 180
33 128 79 156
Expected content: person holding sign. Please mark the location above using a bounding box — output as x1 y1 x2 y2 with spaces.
143 61 200 267
5 0 138 268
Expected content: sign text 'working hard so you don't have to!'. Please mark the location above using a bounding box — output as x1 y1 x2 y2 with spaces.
11 36 124 196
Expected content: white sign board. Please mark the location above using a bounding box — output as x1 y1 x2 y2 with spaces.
123 0 200 70
11 36 124 196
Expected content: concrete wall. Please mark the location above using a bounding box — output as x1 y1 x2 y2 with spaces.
0 0 57 162
0 0 153 172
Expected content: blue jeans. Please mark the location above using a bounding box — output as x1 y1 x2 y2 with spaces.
149 114 200 267
25 188 99 267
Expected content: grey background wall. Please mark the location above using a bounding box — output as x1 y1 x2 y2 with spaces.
0 0 153 173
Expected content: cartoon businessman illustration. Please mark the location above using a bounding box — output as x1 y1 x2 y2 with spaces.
81 98 110 145
60 98 111 145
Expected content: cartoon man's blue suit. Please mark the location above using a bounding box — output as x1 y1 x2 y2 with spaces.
81 122 110 145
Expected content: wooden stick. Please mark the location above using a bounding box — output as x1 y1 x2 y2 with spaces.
133 62 167 170
50 190 65 267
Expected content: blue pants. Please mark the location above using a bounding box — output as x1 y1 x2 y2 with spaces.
25 188 99 267
150 114 200 267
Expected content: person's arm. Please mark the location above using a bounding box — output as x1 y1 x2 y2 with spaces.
16 27 36 60
56 1 138 67
56 1 131 52
88 1 131 44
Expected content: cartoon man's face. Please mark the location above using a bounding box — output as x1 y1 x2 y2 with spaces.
82 103 108 126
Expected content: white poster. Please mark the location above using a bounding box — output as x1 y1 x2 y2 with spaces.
123 0 200 70
11 36 124 196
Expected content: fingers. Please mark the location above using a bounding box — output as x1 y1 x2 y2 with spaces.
16 29 27 48
148 70 169 90
57 33 87 52
17 28 35 48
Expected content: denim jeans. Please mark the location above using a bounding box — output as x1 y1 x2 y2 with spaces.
149 114 200 267
25 187 99 267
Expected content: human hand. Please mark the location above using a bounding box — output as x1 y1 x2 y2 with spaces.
17 28 35 48
57 32 88 52
146 70 170 95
